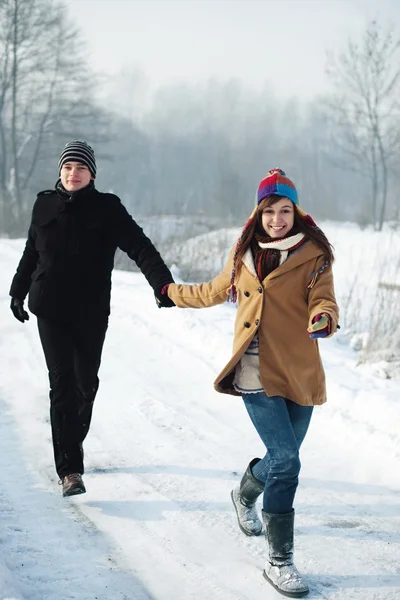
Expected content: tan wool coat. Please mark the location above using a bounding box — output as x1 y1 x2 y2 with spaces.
167 240 339 406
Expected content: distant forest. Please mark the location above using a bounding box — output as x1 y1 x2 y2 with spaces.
0 1 399 234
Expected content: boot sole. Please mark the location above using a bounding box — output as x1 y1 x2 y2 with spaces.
263 570 309 598
63 486 86 498
231 490 262 537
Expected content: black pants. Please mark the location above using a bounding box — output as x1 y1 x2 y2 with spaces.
37 314 108 478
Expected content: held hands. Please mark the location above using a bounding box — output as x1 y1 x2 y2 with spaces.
308 313 330 339
10 298 29 323
155 283 175 308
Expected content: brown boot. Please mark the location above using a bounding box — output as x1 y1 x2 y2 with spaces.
61 473 86 497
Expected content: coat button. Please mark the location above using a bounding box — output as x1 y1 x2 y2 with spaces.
258 287 263 293
255 319 260 326
244 291 250 297
244 321 250 328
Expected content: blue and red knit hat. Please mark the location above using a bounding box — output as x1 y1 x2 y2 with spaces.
257 168 298 205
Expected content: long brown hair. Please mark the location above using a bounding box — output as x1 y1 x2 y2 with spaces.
234 195 334 277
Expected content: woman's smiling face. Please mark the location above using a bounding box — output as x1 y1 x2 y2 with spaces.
261 197 294 238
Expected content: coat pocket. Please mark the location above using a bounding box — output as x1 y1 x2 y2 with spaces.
33 216 58 252
31 265 46 281
28 272 47 316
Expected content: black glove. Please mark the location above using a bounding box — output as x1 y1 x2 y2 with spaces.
10 297 30 323
155 283 175 308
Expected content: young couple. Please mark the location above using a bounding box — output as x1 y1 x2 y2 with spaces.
10 142 338 598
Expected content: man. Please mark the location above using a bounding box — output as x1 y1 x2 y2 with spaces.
9 140 174 497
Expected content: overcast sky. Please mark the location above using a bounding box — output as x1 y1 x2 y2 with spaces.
64 0 400 101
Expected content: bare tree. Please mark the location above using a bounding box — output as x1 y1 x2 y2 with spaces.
0 0 106 235
324 21 400 230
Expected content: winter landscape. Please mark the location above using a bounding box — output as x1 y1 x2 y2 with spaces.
1 221 400 600
2 0 400 598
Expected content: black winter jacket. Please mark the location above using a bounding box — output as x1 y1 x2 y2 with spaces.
9 184 173 319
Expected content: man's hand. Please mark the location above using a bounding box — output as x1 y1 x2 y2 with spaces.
155 283 175 308
10 298 30 323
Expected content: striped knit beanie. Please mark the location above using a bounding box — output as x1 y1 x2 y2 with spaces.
58 140 96 178
257 168 298 205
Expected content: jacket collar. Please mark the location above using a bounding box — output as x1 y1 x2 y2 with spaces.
242 240 323 282
56 179 95 203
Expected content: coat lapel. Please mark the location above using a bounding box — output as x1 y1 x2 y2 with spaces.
240 241 323 283
265 241 322 282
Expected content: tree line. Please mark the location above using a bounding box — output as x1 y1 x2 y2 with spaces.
1 1 399 235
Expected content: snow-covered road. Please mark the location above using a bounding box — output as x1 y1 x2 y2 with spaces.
1 239 400 600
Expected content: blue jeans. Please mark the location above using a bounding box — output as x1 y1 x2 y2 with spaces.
242 392 313 514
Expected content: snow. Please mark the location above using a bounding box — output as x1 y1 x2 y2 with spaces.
0 227 400 600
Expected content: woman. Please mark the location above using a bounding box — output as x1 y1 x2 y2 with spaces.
161 168 339 597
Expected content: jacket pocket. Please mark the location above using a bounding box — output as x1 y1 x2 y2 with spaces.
28 273 47 316
31 266 46 281
33 217 58 252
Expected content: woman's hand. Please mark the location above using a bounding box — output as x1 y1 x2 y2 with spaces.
307 313 330 338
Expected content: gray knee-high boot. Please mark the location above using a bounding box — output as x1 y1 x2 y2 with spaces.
262 510 309 598
231 458 264 536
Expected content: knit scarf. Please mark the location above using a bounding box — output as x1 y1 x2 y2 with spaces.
252 232 306 281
